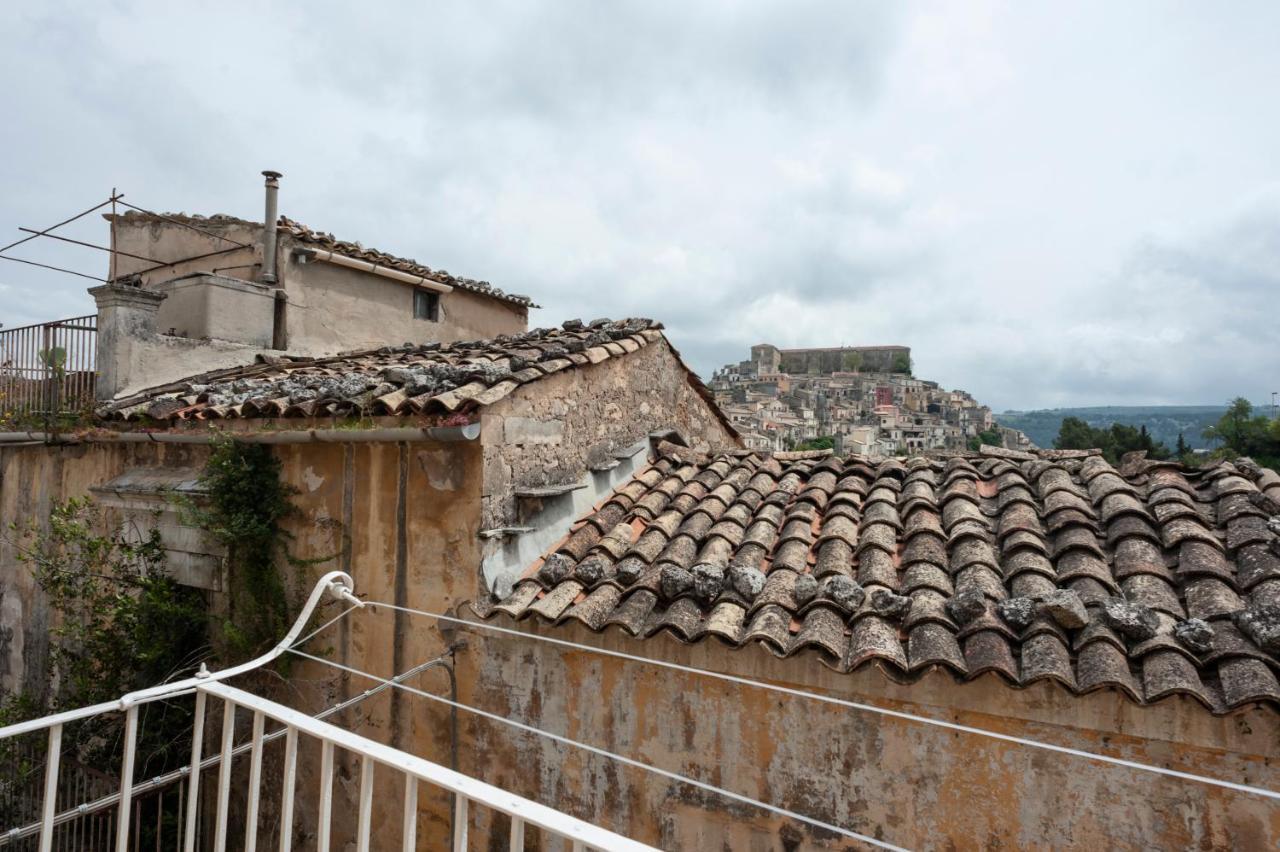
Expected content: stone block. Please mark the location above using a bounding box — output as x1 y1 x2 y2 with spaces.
503 416 565 445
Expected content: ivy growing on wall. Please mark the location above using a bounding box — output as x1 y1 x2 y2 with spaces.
185 436 302 662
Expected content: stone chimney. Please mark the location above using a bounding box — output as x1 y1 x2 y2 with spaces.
89 283 165 401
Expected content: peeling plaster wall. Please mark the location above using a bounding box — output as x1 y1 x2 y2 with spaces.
0 437 482 849
0 441 214 697
453 621 1280 850
478 339 739 533
246 438 487 849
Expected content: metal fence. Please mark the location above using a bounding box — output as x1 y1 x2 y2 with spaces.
0 734 122 851
0 316 96 424
0 572 653 852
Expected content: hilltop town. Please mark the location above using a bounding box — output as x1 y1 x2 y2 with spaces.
709 342 1034 456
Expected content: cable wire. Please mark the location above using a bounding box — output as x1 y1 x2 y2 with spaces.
289 603 362 651
370 600 1280 803
285 647 906 851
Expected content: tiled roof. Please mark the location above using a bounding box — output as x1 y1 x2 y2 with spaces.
101 319 731 428
110 211 535 307
475 444 1280 715
278 217 535 308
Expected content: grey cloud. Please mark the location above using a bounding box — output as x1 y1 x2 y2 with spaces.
297 2 899 117
1 3 1277 412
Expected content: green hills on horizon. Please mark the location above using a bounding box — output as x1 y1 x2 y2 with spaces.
994 404 1274 451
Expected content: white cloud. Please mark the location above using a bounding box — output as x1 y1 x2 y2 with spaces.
0 1 1278 410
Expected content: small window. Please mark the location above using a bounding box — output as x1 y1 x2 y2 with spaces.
414 289 440 321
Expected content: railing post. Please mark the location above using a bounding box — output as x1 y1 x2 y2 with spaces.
213 700 236 852
356 756 374 852
38 723 62 852
452 794 468 852
317 740 334 852
114 706 139 852
279 726 297 852
183 690 206 852
509 816 525 851
244 710 265 852
401 776 418 851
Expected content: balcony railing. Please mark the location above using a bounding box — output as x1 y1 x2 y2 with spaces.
0 316 96 425
0 572 654 852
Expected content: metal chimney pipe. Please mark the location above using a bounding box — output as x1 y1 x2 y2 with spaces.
261 170 283 284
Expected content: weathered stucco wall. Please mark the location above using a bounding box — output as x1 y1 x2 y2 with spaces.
0 441 215 696
479 339 739 532
453 620 1280 850
0 436 482 849
274 241 528 356
109 216 262 285
263 438 487 850
115 214 530 353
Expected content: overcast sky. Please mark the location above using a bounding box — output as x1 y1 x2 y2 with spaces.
2 1 1277 411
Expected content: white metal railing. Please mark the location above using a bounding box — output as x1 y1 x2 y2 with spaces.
0 571 653 851
199 681 652 852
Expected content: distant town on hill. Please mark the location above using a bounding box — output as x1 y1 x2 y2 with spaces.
995 405 1236 451
709 343 1032 455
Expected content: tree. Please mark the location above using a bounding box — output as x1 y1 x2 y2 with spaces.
1054 417 1098 451
1204 397 1254 451
892 353 912 375
1176 432 1190 457
1053 417 1171 463
1201 397 1280 470
795 435 835 451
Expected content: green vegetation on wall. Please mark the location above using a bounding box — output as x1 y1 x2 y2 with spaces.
5 498 208 774
1 436 317 764
183 436 306 662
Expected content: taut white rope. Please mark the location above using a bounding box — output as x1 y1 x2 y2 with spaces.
357 600 1280 803
285 647 908 851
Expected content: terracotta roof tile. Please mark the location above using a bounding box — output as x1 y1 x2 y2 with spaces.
100 319 733 437
477 446 1280 715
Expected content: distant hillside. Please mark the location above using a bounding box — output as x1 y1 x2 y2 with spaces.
996 406 1232 451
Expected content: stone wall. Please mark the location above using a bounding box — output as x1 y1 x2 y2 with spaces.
454 619 1280 849
778 345 910 375
478 338 740 533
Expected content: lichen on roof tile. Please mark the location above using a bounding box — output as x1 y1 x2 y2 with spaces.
475 444 1280 716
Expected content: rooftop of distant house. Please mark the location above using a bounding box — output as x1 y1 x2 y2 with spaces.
99 318 733 437
476 443 1280 716
109 210 537 308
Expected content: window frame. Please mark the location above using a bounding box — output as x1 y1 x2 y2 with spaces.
413 288 440 322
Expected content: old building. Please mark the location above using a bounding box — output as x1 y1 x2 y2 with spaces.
475 444 1280 848
0 313 739 847
94 173 533 399
712 342 1033 456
